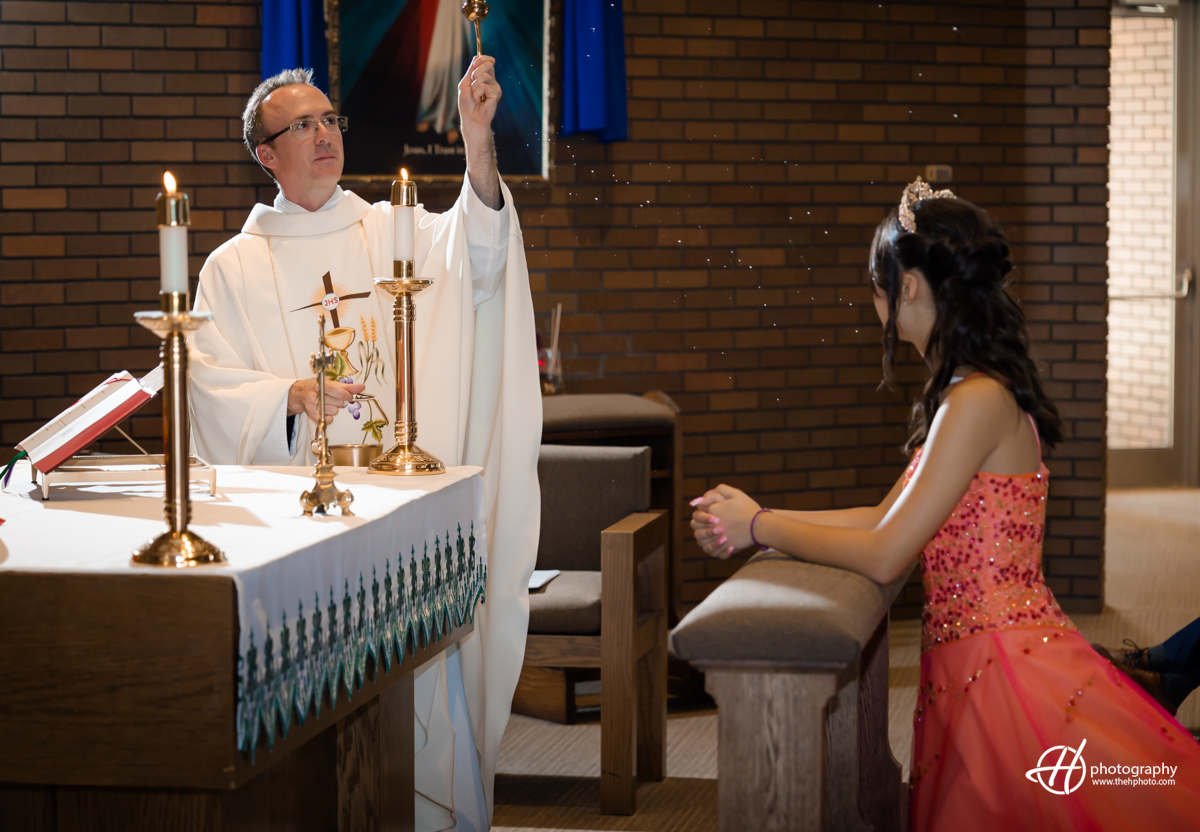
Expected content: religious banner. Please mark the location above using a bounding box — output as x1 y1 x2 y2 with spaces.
332 0 549 179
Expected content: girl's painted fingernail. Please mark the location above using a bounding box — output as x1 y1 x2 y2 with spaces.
689 497 703 506
726 545 735 554
717 535 727 545
707 516 719 524
714 526 725 534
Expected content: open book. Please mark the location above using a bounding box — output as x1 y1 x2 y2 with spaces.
17 366 165 474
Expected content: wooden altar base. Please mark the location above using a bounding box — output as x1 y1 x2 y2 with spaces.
0 572 471 832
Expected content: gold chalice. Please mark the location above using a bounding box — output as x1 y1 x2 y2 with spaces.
324 326 358 374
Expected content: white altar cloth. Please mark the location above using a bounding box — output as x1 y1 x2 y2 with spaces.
0 461 487 757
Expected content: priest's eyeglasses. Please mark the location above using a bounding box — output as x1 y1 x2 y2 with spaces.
260 116 349 145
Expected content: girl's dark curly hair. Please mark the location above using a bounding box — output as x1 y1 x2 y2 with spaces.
869 196 1063 455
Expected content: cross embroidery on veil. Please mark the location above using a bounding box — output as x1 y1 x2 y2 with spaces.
290 271 372 329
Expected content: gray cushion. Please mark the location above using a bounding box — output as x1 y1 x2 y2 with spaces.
537 445 651 572
669 552 914 667
528 571 601 635
542 394 676 433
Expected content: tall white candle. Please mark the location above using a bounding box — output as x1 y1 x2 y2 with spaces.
393 168 415 263
158 172 189 294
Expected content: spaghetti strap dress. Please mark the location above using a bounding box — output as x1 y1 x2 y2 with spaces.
906 412 1200 831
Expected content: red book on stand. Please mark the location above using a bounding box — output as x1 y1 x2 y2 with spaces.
16 366 165 474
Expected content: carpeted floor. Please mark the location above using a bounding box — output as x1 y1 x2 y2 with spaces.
492 711 718 831
493 489 1200 831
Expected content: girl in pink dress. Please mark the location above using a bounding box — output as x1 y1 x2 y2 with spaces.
690 179 1200 830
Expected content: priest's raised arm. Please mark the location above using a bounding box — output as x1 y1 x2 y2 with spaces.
187 63 541 829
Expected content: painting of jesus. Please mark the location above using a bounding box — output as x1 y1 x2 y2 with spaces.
336 0 548 178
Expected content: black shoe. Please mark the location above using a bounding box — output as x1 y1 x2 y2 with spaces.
1091 643 1177 716
1116 638 1153 671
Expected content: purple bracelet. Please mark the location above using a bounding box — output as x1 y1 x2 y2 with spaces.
750 508 773 551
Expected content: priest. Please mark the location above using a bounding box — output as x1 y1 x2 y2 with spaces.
189 61 540 831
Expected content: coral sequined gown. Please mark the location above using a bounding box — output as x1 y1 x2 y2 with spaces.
904 418 1200 831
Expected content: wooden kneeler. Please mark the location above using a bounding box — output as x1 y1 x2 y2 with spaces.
523 510 670 814
700 620 904 832
671 553 912 831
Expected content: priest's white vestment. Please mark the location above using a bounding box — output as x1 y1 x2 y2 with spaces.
189 177 540 830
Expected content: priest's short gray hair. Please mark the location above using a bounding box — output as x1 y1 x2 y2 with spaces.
242 67 317 176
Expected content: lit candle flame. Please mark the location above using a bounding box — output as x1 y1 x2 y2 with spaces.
401 168 408 181
163 171 177 194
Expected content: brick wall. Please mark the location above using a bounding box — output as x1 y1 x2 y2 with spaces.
0 0 1109 614
0 0 263 453
527 0 1111 616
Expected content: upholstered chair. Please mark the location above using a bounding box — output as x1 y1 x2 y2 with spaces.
522 444 669 815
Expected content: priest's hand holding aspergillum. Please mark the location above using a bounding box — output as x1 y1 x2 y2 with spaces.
458 55 503 211
287 378 365 425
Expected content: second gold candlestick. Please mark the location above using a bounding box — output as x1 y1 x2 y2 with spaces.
368 270 444 476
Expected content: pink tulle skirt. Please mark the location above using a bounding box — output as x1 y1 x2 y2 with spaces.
911 627 1200 831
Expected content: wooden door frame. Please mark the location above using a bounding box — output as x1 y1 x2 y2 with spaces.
1108 1 1200 488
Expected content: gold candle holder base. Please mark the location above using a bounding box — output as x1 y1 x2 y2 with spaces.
133 529 225 567
369 444 445 476
301 462 355 516
369 274 445 477
132 293 226 567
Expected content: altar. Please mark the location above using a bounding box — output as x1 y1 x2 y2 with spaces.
0 462 487 831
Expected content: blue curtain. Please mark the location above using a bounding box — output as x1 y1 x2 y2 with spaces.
560 0 627 143
262 0 330 92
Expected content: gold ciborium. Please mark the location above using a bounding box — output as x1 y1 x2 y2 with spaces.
301 313 355 515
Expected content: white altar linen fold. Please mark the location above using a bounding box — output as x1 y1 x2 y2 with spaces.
0 462 487 761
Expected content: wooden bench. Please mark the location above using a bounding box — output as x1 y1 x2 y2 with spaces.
670 552 913 832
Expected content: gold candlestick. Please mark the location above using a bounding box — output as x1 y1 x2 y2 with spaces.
132 291 225 566
369 177 443 476
462 0 489 58
368 273 444 476
301 314 355 515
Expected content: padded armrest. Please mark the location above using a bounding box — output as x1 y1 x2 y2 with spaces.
542 394 676 433
669 552 913 668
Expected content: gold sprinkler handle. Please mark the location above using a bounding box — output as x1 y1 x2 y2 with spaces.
312 313 330 466
462 1 490 100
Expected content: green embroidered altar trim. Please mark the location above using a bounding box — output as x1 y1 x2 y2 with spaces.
237 523 487 757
